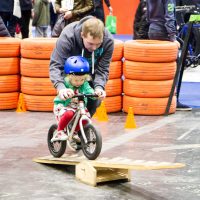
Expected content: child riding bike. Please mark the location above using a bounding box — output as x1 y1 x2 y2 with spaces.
51 56 97 147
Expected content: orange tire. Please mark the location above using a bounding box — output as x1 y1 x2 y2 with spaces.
21 76 56 95
123 95 176 115
123 79 173 98
104 95 122 113
124 40 178 62
123 60 176 81
109 61 122 79
21 38 57 59
105 79 122 96
105 78 122 97
20 58 50 77
0 58 20 75
23 94 55 111
112 39 124 61
0 92 19 110
0 37 21 57
0 75 20 92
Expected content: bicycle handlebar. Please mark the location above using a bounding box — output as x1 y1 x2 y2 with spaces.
72 94 98 98
176 5 196 12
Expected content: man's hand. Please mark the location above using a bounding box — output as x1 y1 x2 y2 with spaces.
58 88 74 100
64 11 72 20
174 40 180 48
59 8 67 13
95 88 106 100
108 6 113 15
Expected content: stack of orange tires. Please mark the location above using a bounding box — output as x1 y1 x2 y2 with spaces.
123 40 178 115
104 39 124 113
0 38 21 110
20 38 57 111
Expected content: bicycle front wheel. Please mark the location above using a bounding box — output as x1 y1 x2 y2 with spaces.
80 124 102 160
47 124 66 158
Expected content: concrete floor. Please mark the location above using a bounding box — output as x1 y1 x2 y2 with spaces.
0 109 200 200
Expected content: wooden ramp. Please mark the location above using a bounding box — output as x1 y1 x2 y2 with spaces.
33 154 185 186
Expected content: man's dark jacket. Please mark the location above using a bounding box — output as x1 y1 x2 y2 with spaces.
0 16 10 36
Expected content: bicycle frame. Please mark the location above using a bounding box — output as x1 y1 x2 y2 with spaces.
65 94 97 144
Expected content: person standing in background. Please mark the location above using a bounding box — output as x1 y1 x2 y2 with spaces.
54 0 94 22
0 0 16 37
32 0 50 37
147 0 192 111
49 0 58 31
133 0 149 39
92 0 113 24
17 0 33 38
0 15 11 37
52 0 94 37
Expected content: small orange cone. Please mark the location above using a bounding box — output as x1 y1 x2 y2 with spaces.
96 101 109 121
92 111 98 119
16 93 26 112
125 107 136 129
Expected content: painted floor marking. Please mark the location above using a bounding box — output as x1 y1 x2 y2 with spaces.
152 144 200 152
177 125 199 140
101 113 186 153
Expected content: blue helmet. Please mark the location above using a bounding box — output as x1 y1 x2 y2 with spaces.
64 56 90 75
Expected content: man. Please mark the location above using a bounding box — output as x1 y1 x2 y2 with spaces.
147 0 192 111
50 16 114 116
0 15 10 36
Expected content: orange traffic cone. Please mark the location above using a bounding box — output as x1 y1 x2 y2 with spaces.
16 93 26 112
96 101 109 121
92 111 98 119
124 107 136 129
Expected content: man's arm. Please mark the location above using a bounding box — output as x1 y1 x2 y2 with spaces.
49 30 73 91
93 38 114 90
0 16 10 37
55 0 62 13
72 0 94 17
104 0 113 14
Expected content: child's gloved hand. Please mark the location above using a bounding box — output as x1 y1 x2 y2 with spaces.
95 88 106 100
58 88 74 100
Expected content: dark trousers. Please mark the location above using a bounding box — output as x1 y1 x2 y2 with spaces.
91 6 105 24
18 10 32 38
0 12 16 37
87 80 101 117
87 98 101 117
50 2 58 31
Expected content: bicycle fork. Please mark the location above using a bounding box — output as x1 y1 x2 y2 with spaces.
67 101 91 144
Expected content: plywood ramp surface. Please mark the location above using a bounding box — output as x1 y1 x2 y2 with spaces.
33 154 185 170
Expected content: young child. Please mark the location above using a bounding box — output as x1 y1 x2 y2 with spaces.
51 56 95 142
32 0 50 37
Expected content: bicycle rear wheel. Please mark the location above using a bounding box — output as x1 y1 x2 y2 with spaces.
80 124 102 160
47 124 66 158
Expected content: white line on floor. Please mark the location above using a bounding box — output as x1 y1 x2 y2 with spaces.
177 125 199 141
101 113 186 153
152 144 200 152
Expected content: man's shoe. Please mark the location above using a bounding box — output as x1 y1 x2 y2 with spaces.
176 101 192 111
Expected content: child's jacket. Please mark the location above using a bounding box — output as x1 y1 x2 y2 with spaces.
54 78 94 107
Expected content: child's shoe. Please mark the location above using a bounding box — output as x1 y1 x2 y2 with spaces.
51 130 68 142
